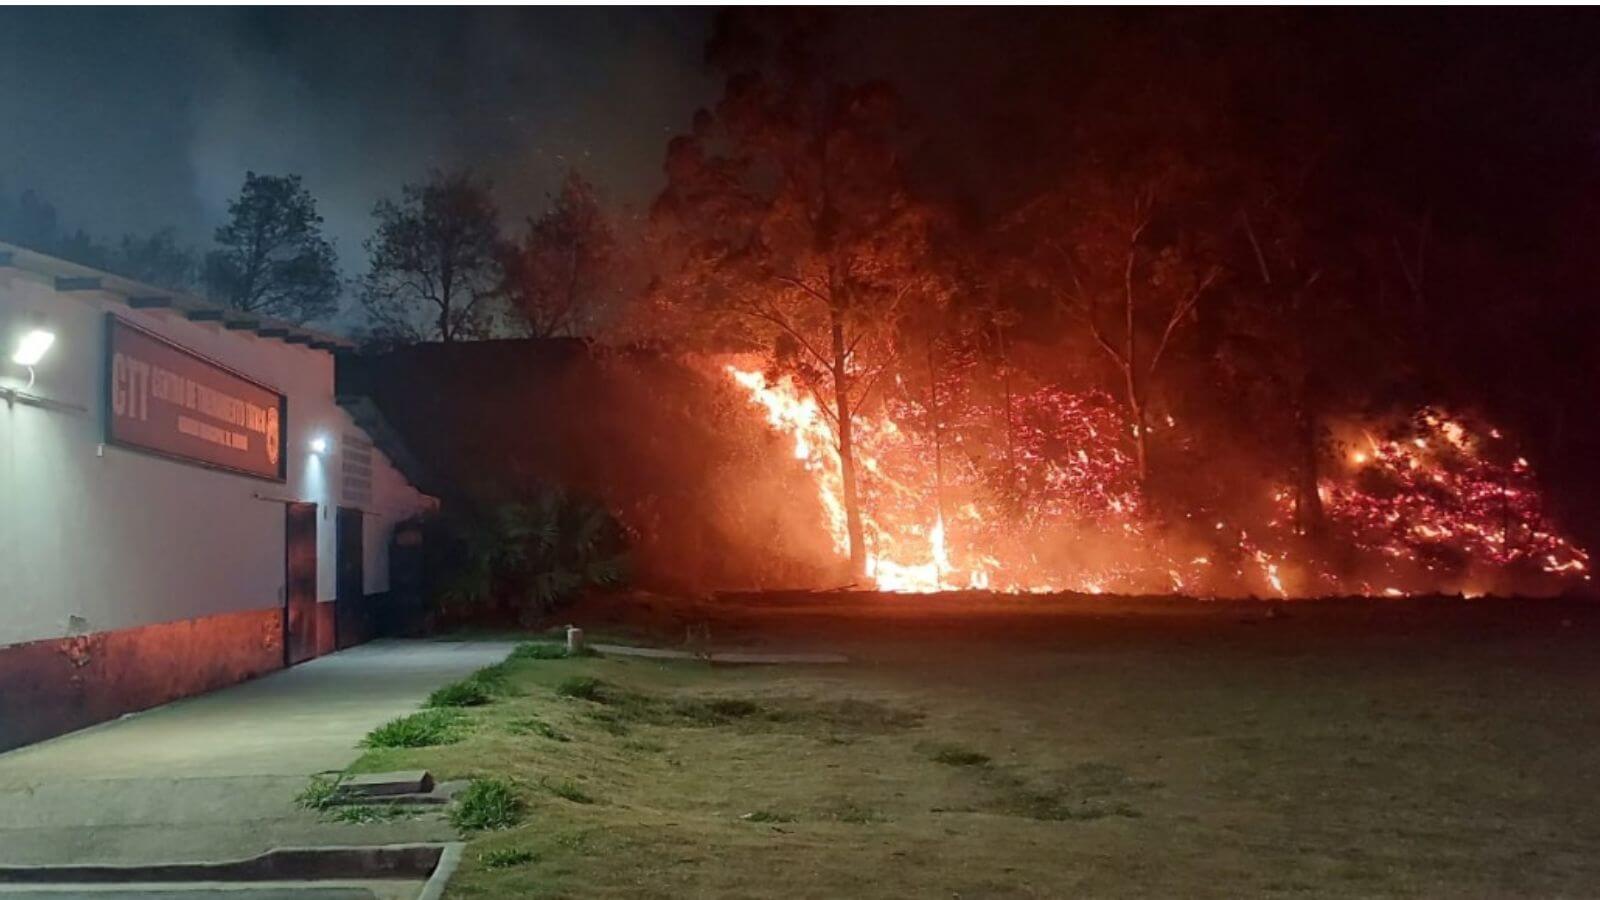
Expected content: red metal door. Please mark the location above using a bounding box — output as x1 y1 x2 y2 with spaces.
284 502 319 665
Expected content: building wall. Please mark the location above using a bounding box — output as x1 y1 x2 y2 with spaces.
0 263 432 751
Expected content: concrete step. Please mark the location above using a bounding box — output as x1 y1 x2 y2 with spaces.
331 773 433 801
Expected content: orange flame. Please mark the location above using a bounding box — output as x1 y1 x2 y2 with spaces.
727 364 1588 597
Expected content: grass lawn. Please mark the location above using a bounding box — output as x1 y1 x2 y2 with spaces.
348 594 1600 898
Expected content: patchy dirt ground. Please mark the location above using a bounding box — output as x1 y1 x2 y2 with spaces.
366 592 1600 898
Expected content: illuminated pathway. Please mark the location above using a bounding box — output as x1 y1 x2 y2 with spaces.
0 640 516 867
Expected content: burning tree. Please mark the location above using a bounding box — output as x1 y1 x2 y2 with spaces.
1007 162 1221 491
648 12 944 580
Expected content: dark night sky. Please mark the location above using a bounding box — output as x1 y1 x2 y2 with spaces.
0 8 716 258
4 8 1598 277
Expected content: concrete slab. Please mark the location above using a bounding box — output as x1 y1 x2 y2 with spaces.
0 641 514 867
334 773 433 800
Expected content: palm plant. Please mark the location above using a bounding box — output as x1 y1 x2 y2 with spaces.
438 489 629 616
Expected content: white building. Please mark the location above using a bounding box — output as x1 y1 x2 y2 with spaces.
0 242 434 751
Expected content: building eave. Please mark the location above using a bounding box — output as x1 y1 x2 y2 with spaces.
0 240 354 353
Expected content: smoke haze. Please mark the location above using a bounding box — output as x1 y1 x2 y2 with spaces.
0 8 714 262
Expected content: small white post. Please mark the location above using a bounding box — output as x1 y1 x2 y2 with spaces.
565 625 585 655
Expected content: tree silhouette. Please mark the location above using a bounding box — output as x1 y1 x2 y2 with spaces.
205 172 339 323
502 171 615 338
117 228 197 292
361 170 504 344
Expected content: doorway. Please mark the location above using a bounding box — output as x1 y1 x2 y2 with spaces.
335 507 365 649
284 502 319 666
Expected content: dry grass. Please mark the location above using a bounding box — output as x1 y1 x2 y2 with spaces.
359 596 1600 898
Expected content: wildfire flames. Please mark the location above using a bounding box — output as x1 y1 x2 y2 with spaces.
726 365 1589 597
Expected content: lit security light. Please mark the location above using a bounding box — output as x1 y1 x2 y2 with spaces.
10 329 55 366
309 436 330 455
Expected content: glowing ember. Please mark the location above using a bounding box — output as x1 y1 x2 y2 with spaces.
1313 409 1590 585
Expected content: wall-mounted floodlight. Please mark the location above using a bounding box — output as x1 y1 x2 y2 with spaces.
10 329 55 366
309 436 330 455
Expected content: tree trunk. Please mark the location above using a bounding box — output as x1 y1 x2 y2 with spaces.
438 283 454 343
1124 365 1149 486
1293 401 1324 537
1122 249 1149 486
996 319 1018 498
927 334 946 588
439 258 456 342
831 311 867 581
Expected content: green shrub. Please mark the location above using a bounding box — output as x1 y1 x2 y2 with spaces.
426 678 494 708
426 662 517 708
1013 794 1142 821
584 709 632 736
295 773 343 811
451 778 524 831
554 676 609 702
362 710 464 748
704 698 762 718
507 716 570 742
668 696 764 725
831 801 887 825
541 776 596 805
329 804 406 824
479 848 536 869
472 662 514 689
435 491 631 616
929 745 991 767
511 641 570 661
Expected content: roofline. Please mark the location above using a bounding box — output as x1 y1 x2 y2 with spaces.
333 392 434 495
0 240 354 352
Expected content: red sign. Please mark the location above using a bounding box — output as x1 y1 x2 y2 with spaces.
105 315 286 481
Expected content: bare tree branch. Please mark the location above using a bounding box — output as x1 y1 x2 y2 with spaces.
1148 266 1219 376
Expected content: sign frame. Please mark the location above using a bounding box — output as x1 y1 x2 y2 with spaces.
103 313 289 483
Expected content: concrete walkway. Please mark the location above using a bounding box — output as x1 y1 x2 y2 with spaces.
0 640 515 867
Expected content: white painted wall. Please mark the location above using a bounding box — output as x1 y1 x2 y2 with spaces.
0 267 432 648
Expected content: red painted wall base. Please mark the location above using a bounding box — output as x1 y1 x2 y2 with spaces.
0 606 284 753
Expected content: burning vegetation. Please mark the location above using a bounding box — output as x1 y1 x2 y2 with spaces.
723 361 1587 598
